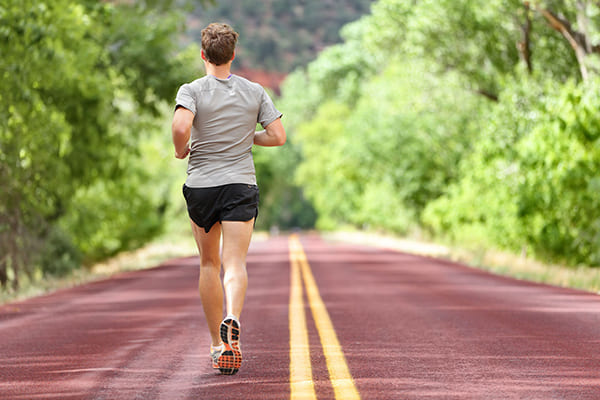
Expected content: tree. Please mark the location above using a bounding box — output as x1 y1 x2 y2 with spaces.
280 0 600 267
0 0 202 288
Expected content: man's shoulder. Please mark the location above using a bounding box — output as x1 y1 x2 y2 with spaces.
185 76 211 90
232 74 263 92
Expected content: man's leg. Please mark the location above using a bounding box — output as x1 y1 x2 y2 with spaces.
190 220 223 347
221 219 254 319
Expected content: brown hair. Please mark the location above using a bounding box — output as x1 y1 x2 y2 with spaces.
201 23 239 66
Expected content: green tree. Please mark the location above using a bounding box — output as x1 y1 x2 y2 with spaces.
292 58 485 232
424 76 600 265
0 0 203 288
280 0 600 268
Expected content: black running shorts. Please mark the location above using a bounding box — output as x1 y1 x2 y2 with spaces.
182 183 259 233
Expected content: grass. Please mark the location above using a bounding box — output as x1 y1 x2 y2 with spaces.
0 229 273 306
464 247 600 294
2 229 599 305
324 230 600 295
0 231 199 305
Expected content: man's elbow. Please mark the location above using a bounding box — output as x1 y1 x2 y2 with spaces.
172 123 188 138
265 119 286 146
276 132 286 146
273 125 286 146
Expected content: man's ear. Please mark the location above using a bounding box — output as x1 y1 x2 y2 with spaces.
201 50 206 61
231 50 235 61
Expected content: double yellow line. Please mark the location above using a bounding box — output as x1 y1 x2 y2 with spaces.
288 235 361 400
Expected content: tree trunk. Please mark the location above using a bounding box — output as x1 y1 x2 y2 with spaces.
537 7 589 80
518 2 533 73
0 260 7 289
532 1 600 81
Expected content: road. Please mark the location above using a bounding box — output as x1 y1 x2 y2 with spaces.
1 234 600 399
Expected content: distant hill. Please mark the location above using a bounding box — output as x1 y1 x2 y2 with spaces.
186 0 375 91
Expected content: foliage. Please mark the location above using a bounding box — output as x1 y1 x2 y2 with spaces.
39 227 82 278
253 140 317 231
292 58 485 233
424 77 600 265
58 102 179 263
517 79 600 264
0 0 202 288
279 0 600 267
4 0 600 295
294 102 359 230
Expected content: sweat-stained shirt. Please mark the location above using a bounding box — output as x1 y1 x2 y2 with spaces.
175 74 282 188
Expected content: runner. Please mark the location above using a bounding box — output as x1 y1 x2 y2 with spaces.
171 22 286 375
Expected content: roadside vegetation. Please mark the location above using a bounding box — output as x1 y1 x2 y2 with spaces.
0 0 206 291
2 0 600 300
325 231 600 294
275 0 600 270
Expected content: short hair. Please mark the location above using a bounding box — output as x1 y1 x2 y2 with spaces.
201 23 239 66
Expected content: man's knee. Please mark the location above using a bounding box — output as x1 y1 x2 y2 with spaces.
223 264 247 283
200 258 221 270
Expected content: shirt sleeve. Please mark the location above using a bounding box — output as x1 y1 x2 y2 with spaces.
175 83 196 115
257 88 283 128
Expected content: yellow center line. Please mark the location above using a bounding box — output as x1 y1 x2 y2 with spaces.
289 235 361 400
289 237 317 400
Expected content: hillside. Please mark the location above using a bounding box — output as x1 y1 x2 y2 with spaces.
186 0 375 91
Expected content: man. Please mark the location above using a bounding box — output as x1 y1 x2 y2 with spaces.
171 23 286 375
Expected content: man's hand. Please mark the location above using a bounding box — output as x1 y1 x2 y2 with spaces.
175 146 190 159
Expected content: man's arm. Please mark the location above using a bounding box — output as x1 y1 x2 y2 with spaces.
254 118 286 147
172 107 194 159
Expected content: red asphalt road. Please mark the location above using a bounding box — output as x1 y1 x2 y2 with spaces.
1 234 600 399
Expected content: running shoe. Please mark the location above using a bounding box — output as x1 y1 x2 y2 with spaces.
210 343 223 369
218 315 242 375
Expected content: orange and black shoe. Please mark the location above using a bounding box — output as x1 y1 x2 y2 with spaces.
218 315 242 375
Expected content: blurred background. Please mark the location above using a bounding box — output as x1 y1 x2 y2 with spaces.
1 0 600 293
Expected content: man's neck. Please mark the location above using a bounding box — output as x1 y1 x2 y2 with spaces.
204 61 232 79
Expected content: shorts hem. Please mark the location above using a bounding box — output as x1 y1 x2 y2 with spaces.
183 183 259 233
189 216 258 234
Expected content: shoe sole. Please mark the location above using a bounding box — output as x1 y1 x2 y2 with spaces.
218 317 242 375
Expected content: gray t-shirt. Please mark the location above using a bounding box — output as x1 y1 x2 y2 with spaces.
175 74 282 188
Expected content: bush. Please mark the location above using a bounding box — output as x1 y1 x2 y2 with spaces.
424 77 600 266
40 228 82 278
